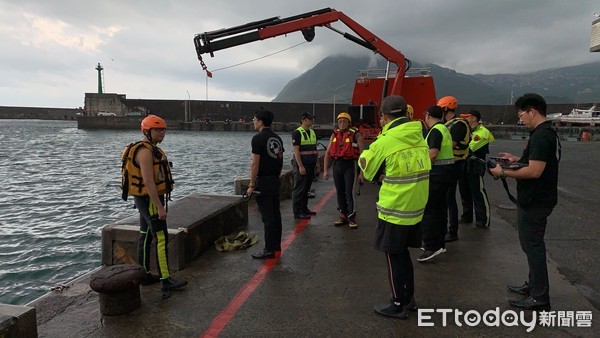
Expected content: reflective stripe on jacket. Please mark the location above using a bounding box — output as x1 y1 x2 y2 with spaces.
426 123 455 165
359 120 430 225
469 124 495 153
445 117 471 160
295 126 318 156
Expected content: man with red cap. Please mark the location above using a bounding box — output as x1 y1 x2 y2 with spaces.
460 110 495 229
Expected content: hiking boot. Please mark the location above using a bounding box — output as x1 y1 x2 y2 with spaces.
161 277 187 291
140 273 161 286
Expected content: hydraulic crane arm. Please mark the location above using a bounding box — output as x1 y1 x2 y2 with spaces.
194 8 407 94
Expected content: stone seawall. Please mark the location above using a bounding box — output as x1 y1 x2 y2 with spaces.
77 116 600 141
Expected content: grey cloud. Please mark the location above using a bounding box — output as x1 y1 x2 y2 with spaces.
1 0 598 107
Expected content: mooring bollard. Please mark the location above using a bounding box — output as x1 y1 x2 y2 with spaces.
89 264 146 316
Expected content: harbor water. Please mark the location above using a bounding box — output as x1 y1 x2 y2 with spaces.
0 119 289 305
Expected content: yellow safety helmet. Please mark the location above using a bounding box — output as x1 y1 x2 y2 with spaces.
337 112 352 122
406 105 414 120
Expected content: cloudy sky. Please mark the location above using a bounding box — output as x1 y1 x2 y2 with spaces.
1 0 598 108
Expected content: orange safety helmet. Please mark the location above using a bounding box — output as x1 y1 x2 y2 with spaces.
437 96 458 110
141 115 167 131
337 112 352 122
406 104 414 120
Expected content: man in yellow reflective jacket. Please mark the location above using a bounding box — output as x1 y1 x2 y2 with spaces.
460 110 495 230
359 95 431 320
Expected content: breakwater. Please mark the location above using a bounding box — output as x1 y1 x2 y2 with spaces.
77 116 600 141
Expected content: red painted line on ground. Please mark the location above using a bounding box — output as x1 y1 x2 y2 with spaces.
201 188 337 338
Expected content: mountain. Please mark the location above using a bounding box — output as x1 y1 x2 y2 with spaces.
273 55 600 104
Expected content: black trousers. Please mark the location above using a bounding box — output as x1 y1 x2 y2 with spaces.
385 250 414 306
422 178 451 251
461 172 491 227
332 159 356 215
447 160 467 235
292 160 316 215
517 205 554 303
256 176 282 252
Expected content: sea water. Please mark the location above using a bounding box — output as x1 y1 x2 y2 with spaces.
0 119 289 305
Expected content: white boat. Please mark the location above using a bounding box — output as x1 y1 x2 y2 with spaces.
559 104 600 125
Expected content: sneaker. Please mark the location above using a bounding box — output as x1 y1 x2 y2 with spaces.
140 273 161 286
417 248 445 262
347 212 357 229
161 277 187 291
374 303 408 320
473 224 489 229
334 217 348 226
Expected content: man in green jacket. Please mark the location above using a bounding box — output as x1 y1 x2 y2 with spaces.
359 95 431 319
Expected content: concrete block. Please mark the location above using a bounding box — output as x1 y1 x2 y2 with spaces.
101 194 248 271
0 304 37 338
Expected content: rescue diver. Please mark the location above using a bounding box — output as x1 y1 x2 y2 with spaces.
438 96 472 242
121 115 187 295
323 112 365 228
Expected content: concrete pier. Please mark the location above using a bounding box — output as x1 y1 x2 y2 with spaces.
3 139 599 337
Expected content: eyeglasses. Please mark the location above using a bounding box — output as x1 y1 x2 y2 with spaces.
252 117 258 122
518 110 530 118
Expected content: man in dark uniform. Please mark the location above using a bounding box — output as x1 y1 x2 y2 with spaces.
490 93 561 310
291 112 320 219
418 105 454 262
438 96 471 242
460 110 494 230
246 109 285 259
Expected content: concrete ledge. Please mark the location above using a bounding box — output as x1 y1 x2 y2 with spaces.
0 304 37 338
233 167 294 199
101 194 248 271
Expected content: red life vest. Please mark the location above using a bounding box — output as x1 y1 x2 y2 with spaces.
329 127 359 160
